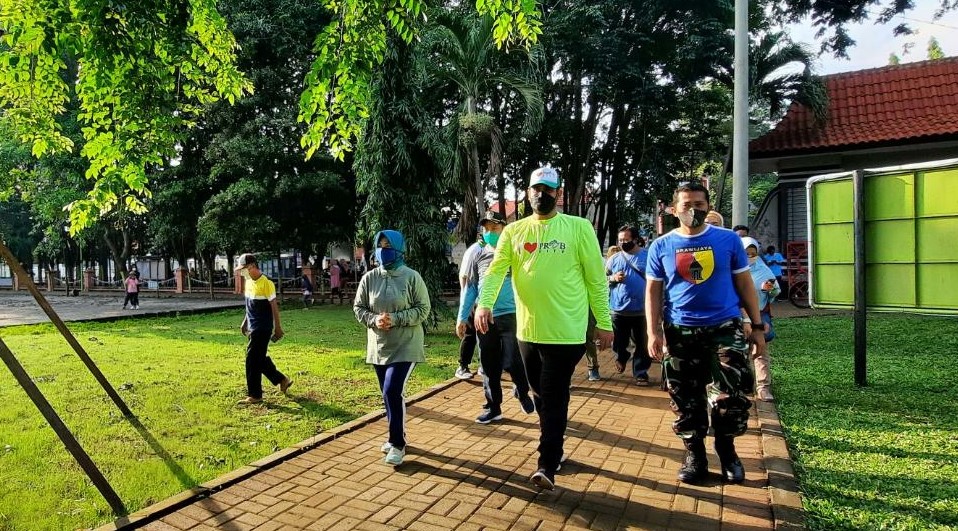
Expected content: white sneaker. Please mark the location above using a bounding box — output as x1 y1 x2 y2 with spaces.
381 442 392 453
477 365 485 377
384 446 405 466
455 366 473 380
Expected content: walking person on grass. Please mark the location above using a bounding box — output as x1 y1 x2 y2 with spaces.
236 253 292 405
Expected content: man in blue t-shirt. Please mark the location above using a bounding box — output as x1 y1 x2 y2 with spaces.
645 183 767 485
606 225 651 384
763 245 787 300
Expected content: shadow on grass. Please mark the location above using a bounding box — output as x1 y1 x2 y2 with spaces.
125 415 196 489
265 393 359 423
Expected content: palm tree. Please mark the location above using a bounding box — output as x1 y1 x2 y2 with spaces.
715 31 829 209
417 9 544 241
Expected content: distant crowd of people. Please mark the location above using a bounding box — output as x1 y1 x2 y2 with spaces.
232 167 782 492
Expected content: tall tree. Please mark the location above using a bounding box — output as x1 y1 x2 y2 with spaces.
418 8 544 242
355 37 457 325
153 0 356 271
4 0 953 232
0 0 251 232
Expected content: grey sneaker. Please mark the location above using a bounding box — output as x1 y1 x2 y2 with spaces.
455 366 473 380
384 446 405 466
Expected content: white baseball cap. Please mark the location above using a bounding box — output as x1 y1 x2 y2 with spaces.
529 167 560 189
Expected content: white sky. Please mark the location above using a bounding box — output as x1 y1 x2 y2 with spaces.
786 0 958 74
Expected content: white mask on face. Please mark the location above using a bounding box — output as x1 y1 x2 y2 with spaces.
240 268 252 280
748 256 758 265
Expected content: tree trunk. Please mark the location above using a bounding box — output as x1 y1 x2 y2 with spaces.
102 227 131 280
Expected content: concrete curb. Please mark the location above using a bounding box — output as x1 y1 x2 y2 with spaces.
93 377 468 530
756 400 806 530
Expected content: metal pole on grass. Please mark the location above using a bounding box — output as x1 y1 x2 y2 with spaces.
0 242 134 417
0 337 126 516
852 169 867 386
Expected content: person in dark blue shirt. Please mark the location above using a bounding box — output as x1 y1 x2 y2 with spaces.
606 225 651 385
645 183 766 485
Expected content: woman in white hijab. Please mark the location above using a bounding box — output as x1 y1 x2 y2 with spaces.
741 237 780 402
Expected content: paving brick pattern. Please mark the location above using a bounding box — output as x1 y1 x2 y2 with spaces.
132 366 779 531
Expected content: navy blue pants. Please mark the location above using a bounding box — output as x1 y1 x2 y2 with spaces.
246 330 285 399
612 313 651 378
374 362 416 450
477 313 530 412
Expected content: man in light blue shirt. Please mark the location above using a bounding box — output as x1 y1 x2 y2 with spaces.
762 245 786 300
606 225 651 385
458 211 534 424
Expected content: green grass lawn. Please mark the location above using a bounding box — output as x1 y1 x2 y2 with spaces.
773 313 958 531
0 304 461 530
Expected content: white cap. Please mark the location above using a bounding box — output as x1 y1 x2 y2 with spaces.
529 167 560 189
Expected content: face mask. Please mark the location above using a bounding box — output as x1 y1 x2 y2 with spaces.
530 191 557 214
376 248 399 267
677 208 708 229
620 241 636 253
483 232 500 247
240 269 252 280
748 256 758 265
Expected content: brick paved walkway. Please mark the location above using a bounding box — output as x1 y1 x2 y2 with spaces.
106 366 802 531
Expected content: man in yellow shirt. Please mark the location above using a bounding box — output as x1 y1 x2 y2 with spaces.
236 253 292 405
476 167 613 490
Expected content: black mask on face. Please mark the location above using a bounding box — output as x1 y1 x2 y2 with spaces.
530 191 557 214
620 241 636 252
678 208 708 229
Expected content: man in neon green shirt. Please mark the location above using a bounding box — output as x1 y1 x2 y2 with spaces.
476 166 613 490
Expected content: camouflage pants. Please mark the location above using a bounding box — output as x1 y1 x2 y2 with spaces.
663 319 753 440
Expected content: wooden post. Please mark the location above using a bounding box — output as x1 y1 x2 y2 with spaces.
852 169 867 387
0 243 134 417
0 337 126 516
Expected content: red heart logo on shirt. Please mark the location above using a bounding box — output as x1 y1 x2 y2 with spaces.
523 242 538 253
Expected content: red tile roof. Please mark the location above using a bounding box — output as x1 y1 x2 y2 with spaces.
750 56 958 156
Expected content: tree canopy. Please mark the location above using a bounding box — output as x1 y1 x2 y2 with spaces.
4 0 951 233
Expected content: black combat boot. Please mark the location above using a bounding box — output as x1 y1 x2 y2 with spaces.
677 437 709 484
714 436 745 483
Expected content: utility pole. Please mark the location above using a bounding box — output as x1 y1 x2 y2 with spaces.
732 0 749 227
